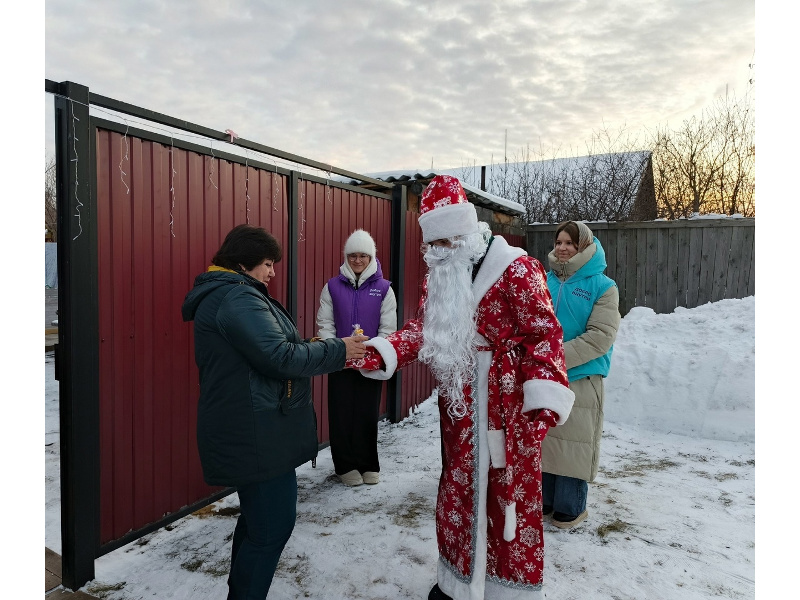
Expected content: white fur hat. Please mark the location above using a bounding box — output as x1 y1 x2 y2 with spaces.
344 229 376 257
418 175 479 243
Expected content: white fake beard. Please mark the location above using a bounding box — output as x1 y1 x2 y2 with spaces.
419 232 488 420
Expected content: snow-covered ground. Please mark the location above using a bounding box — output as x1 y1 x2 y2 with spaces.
45 297 756 599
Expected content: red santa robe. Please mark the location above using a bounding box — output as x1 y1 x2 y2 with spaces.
351 236 575 600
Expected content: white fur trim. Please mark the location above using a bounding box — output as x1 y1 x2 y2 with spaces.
418 202 479 243
522 379 576 425
486 429 506 468
471 236 526 311
358 336 397 380
344 229 376 257
504 502 517 541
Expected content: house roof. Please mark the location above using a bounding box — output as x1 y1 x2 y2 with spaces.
344 169 527 216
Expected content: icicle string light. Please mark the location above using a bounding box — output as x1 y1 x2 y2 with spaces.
244 149 251 224
119 120 130 195
298 177 306 242
47 92 345 239
169 133 177 238
48 93 337 185
272 161 280 212
70 100 84 241
208 141 218 190
326 167 332 204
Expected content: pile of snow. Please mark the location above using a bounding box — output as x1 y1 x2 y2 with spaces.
605 297 755 442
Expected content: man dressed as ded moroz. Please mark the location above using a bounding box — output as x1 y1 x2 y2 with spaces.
350 175 575 600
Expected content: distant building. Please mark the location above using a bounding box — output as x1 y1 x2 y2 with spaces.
349 170 529 243
350 151 656 226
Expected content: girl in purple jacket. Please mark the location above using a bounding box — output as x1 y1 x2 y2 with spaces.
316 229 398 486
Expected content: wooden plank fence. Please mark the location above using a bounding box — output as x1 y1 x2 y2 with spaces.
526 219 755 316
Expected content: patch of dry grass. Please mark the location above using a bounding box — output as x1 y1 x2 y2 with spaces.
86 581 126 598
596 519 630 538
604 453 681 479
392 492 432 529
192 504 239 518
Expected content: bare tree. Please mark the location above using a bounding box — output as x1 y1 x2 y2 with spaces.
652 116 719 216
454 84 754 223
45 154 57 242
652 88 755 218
455 159 479 188
711 91 755 216
509 145 543 218
474 125 649 224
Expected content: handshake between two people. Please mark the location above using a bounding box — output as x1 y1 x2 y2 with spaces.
342 323 369 361
342 334 369 361
309 324 370 362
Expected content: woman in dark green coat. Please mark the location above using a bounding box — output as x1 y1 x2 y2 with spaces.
182 224 367 600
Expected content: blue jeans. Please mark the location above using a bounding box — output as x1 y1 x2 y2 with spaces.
228 470 297 599
542 472 588 517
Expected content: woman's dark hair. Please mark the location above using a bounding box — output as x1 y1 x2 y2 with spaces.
212 224 283 271
554 221 579 246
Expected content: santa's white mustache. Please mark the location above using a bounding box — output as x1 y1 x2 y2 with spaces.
423 243 466 267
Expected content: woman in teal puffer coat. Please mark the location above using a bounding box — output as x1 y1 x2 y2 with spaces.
182 224 367 600
541 221 620 530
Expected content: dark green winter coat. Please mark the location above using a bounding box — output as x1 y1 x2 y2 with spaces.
181 268 346 486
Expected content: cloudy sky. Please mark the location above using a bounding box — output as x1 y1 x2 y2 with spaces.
44 0 754 175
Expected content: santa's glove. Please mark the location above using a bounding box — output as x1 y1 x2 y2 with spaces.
530 409 559 443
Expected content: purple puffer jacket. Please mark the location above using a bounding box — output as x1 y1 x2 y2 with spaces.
328 259 391 338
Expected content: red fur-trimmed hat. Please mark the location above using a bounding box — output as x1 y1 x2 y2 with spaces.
418 175 479 243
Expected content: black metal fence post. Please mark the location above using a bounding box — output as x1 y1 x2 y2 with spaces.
387 184 407 423
54 81 101 589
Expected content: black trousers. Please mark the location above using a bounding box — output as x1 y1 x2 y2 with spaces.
228 470 297 599
327 369 382 475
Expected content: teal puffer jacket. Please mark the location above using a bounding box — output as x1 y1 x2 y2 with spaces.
182 270 346 486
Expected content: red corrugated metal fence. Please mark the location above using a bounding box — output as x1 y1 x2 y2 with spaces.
95 129 290 543
93 127 419 544
297 178 394 441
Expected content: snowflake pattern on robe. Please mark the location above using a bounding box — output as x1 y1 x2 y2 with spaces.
352 251 568 592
